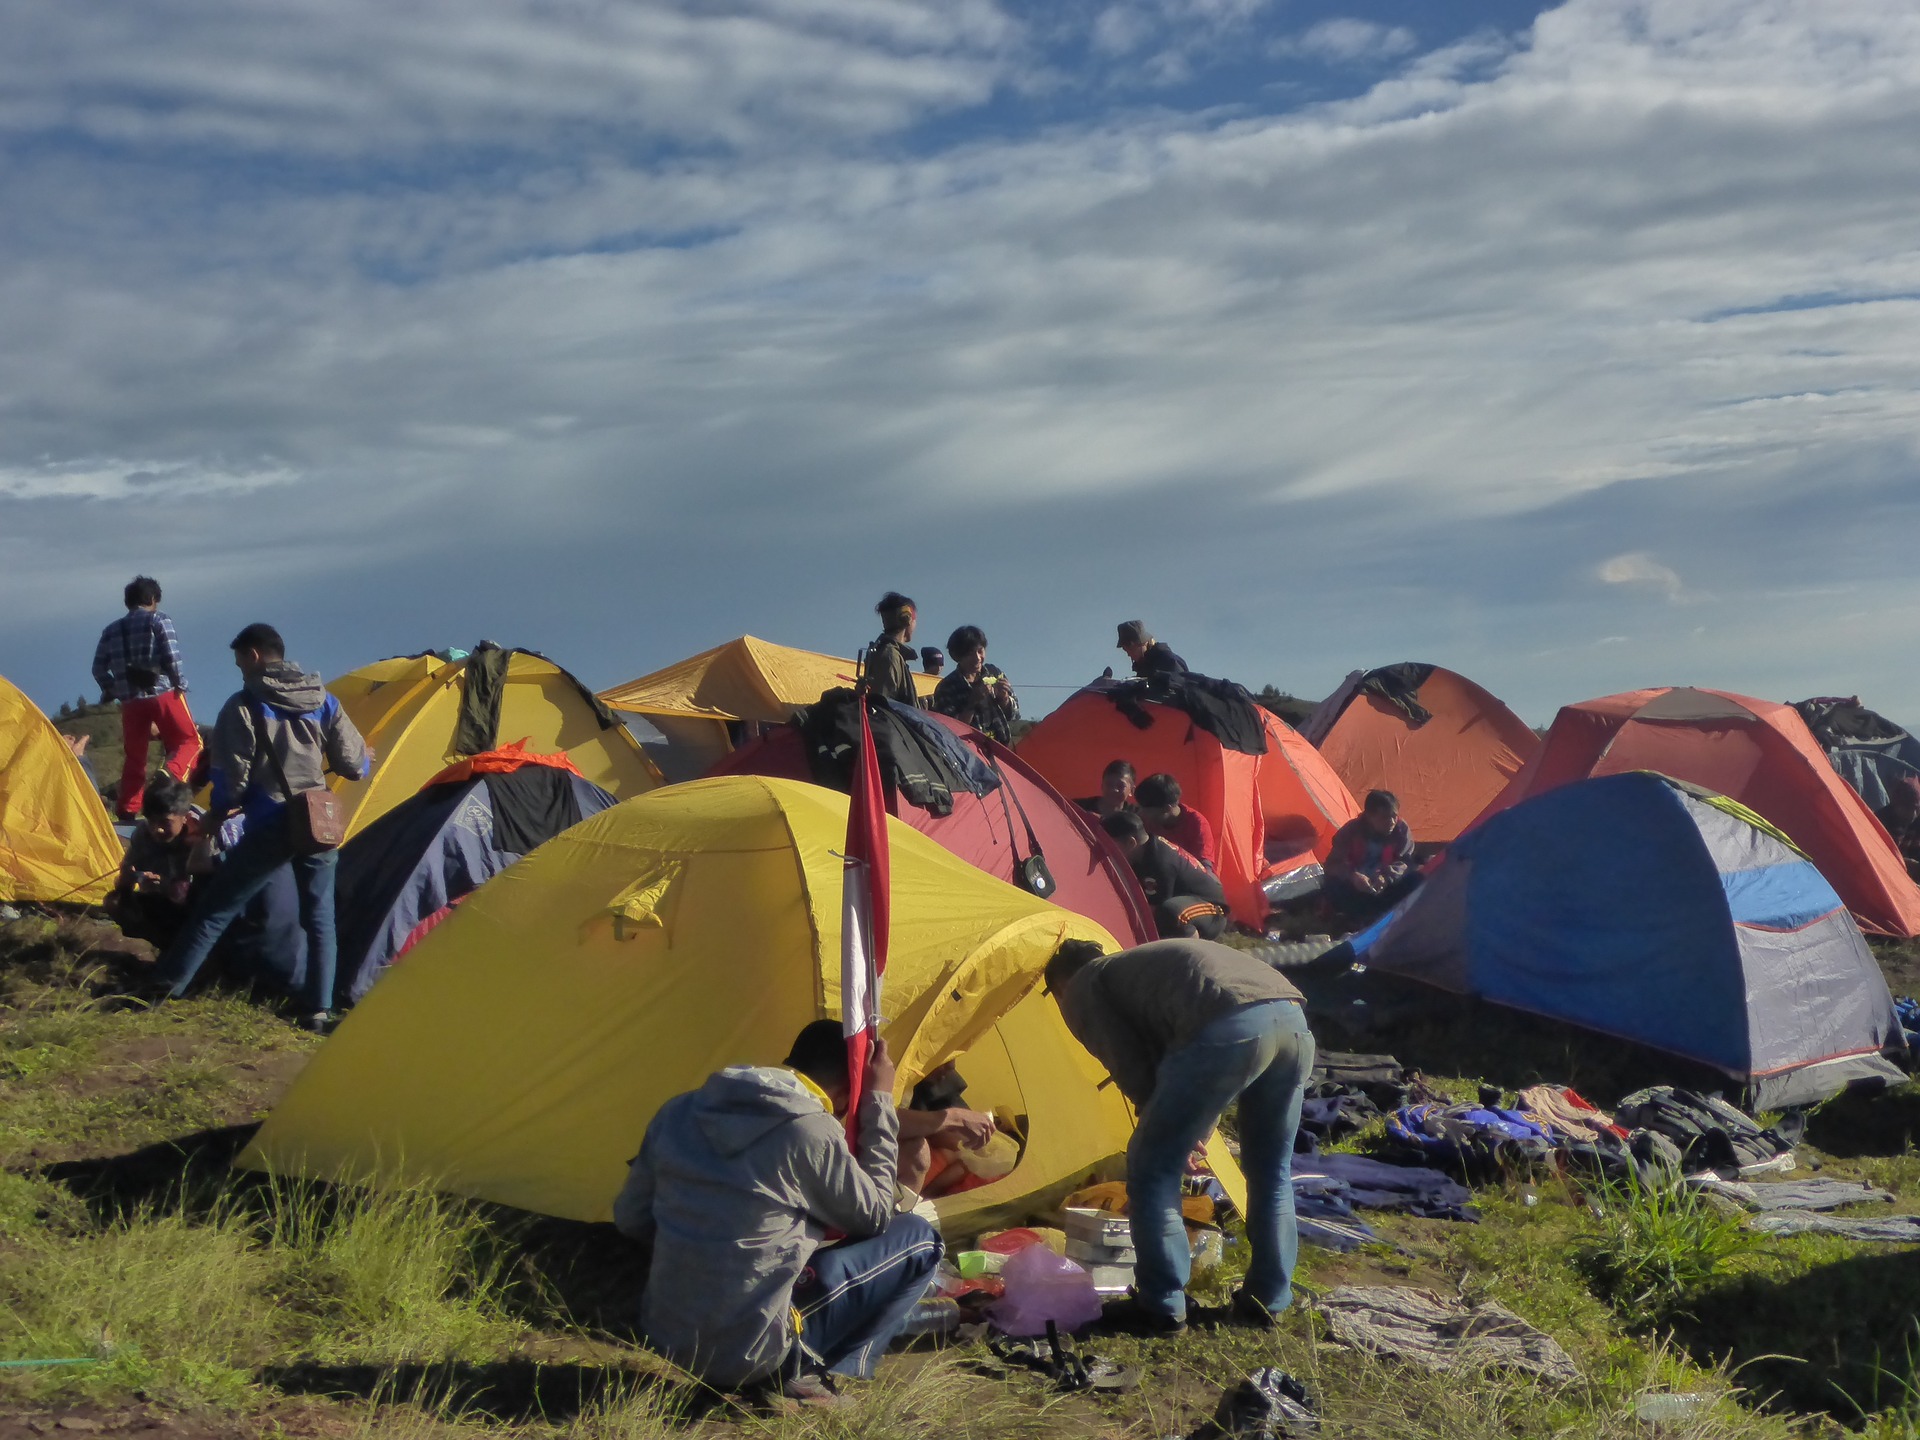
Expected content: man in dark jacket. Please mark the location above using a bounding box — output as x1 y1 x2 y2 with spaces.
1116 621 1187 683
930 625 1018 745
863 592 922 707
154 624 369 1028
1103 809 1228 939
614 1022 940 1402
1047 938 1314 1332
92 575 202 819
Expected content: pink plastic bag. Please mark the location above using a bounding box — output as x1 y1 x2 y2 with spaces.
988 1244 1103 1336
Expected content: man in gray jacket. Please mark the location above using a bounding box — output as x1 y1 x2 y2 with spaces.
614 1021 941 1402
1047 937 1315 1334
155 623 369 1029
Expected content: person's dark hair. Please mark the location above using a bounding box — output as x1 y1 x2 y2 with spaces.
784 1018 852 1088
1135 773 1180 809
1102 759 1136 785
1365 789 1399 815
124 576 162 609
946 625 987 661
1045 938 1107 994
229 623 286 658
1102 809 1149 845
876 592 917 634
141 774 194 820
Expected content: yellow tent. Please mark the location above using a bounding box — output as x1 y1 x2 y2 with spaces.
0 675 122 905
241 775 1135 1232
326 649 663 840
599 636 939 776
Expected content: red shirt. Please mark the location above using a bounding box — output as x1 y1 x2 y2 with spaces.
1152 807 1217 870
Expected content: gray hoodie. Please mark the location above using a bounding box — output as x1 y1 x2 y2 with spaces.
211 659 369 820
613 1066 899 1389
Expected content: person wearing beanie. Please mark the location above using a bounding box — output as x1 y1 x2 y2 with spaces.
1115 621 1187 683
864 592 922 707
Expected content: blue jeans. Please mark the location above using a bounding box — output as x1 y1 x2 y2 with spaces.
1128 1000 1315 1321
791 1215 942 1379
158 821 338 1014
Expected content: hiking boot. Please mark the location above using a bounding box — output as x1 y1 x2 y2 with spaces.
301 1010 341 1035
778 1373 845 1409
1098 1294 1187 1337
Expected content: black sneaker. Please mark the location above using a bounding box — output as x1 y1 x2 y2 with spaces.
1098 1294 1187 1337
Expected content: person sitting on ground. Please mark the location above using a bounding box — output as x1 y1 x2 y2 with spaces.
897 1061 1000 1198
1323 789 1419 924
154 623 370 1031
1876 776 1920 881
613 1022 942 1405
92 575 202 821
1045 937 1315 1333
1116 621 1187 684
929 626 1019 745
1077 759 1138 818
107 775 208 949
863 592 923 708
1136 772 1217 871
1103 809 1229 940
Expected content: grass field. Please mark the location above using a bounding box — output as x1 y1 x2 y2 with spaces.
3 914 1918 1439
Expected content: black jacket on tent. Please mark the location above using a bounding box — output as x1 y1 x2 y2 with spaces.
334 762 616 1006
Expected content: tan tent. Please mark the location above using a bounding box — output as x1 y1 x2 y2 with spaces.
601 636 938 776
328 647 662 840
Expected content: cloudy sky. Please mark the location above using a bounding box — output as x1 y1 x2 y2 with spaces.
4 0 1917 727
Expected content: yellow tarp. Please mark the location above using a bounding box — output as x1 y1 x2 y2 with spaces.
241 776 1135 1233
599 635 938 724
0 675 122 904
326 651 663 840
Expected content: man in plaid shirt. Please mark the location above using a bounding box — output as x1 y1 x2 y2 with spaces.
92 575 202 820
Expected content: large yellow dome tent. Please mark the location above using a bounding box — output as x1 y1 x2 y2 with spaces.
0 674 122 904
600 636 939 777
241 776 1138 1232
327 646 662 840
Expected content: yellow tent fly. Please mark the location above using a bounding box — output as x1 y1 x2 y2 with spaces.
241 776 1137 1232
599 636 939 774
0 675 122 905
326 649 662 840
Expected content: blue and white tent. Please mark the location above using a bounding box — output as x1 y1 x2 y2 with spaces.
1352 771 1905 1108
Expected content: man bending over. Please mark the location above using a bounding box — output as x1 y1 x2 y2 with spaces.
614 1022 942 1404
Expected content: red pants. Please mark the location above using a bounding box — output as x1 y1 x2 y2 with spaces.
118 690 202 818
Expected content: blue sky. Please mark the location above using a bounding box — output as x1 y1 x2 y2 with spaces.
3 0 1917 728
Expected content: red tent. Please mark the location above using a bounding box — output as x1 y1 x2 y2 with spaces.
1016 689 1358 927
710 713 1154 948
1471 686 1920 938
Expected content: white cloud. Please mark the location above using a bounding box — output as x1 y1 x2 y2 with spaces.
6 0 1920 724
1598 552 1686 600
1272 18 1418 65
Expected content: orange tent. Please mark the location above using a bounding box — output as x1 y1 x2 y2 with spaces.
1306 665 1540 843
1018 687 1358 926
1471 686 1920 937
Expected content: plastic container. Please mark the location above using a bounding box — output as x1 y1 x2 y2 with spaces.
988 1245 1104 1336
958 1131 1020 1180
1189 1228 1225 1273
899 1295 963 1338
954 1250 1005 1280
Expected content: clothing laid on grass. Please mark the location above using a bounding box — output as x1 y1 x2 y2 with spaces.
1318 1286 1580 1384
612 1064 927 1389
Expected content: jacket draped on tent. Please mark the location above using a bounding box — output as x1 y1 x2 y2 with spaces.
241 776 1136 1233
1469 686 1920 937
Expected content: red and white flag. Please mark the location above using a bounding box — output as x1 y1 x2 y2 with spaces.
840 701 891 1141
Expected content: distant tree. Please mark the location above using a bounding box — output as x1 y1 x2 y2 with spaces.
77 695 90 714
56 701 70 718
1254 685 1318 728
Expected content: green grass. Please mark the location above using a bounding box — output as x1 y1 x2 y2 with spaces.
1 915 1917 1436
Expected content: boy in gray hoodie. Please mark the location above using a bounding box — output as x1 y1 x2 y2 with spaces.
614 1022 941 1402
155 623 369 1028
